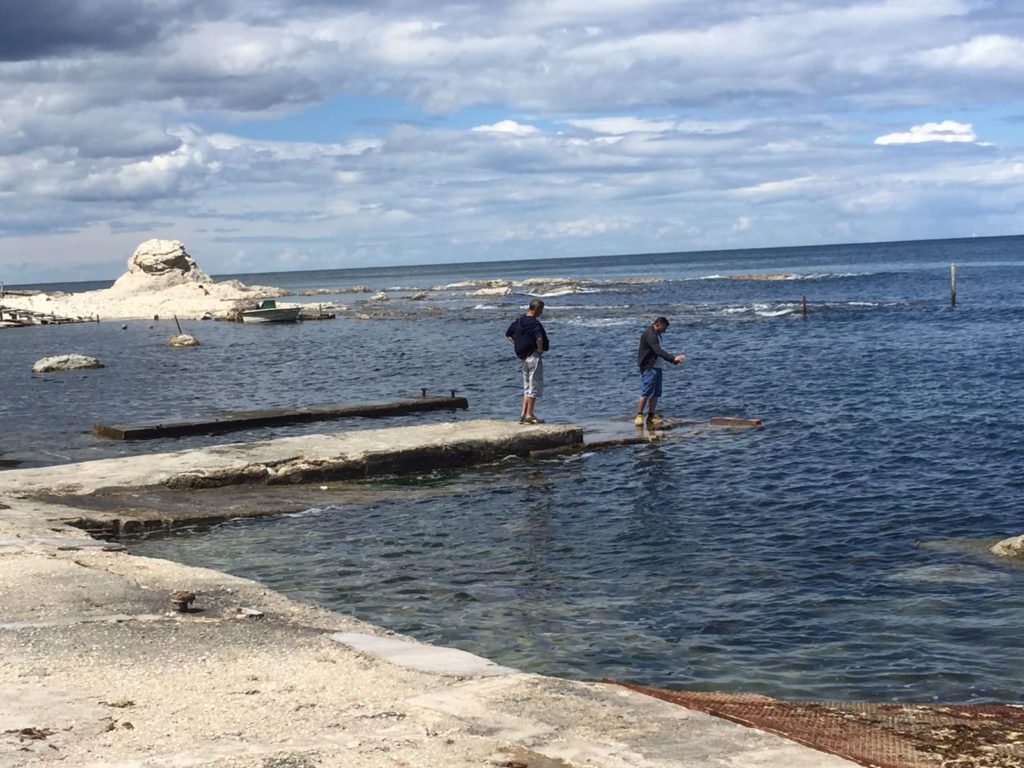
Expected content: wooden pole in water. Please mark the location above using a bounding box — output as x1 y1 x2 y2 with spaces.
950 263 956 308
802 295 808 319
173 314 183 334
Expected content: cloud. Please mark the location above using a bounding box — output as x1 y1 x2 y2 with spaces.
915 34 1024 72
0 0 184 60
874 120 977 145
3 1 1024 281
471 120 540 136
733 176 829 199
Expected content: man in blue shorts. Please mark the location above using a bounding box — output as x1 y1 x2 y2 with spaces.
506 299 549 424
635 316 684 427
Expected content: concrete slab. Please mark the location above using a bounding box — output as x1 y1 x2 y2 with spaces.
331 631 517 677
93 396 469 439
408 674 858 768
0 419 583 497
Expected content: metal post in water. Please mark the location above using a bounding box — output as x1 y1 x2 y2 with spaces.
950 263 957 308
174 314 183 334
802 295 808 319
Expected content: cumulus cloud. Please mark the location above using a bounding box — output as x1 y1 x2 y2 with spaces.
471 120 540 136
874 120 977 145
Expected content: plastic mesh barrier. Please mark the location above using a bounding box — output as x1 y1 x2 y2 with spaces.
614 682 1024 768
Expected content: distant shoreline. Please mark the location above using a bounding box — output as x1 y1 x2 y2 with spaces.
8 232 1023 291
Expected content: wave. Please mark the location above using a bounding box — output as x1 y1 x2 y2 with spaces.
754 307 799 318
685 270 877 282
522 287 598 298
709 300 886 318
561 317 638 327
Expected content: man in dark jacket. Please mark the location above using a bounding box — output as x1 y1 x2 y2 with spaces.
506 299 549 424
635 316 684 426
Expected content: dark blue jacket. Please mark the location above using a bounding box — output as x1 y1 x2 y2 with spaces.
506 315 549 360
637 325 677 370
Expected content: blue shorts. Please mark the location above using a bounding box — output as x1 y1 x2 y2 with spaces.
640 368 663 398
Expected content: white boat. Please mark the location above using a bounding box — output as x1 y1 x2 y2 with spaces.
241 299 302 323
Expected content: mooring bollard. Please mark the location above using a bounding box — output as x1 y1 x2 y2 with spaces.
802 295 808 319
170 590 196 613
450 389 457 398
950 262 956 308
421 387 427 398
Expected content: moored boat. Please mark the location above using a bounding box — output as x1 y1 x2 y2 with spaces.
241 299 301 323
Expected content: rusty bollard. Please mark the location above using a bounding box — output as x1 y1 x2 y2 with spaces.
170 590 196 613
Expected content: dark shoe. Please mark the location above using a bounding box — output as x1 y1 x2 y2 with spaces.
524 416 545 424
518 416 528 424
646 414 664 427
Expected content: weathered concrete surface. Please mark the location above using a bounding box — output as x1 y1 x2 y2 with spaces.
0 420 858 768
0 420 582 498
93 396 469 440
0 504 859 768
0 420 583 537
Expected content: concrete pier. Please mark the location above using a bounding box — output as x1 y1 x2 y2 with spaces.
0 420 861 767
93 396 469 439
3 420 583 536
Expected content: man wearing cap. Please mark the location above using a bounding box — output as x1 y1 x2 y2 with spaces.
635 316 685 427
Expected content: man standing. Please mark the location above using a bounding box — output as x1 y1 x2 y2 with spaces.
635 316 684 427
506 299 549 424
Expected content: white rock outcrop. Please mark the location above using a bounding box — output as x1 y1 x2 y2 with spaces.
168 333 200 347
991 534 1024 559
110 240 211 294
1 239 288 321
470 286 512 297
32 354 104 373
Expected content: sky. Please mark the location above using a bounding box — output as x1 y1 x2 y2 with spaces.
2 0 1023 283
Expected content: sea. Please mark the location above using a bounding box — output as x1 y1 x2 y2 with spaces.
3 236 1023 704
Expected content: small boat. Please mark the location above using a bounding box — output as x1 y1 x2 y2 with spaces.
241 299 302 323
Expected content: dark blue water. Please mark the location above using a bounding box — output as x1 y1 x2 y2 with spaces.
4 236 1024 702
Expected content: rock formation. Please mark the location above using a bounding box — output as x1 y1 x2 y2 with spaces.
109 240 211 294
32 354 104 373
990 534 1024 559
2 238 287 321
168 333 200 347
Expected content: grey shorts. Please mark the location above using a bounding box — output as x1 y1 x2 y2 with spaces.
521 354 543 398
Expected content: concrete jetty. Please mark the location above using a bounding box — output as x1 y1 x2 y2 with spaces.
0 420 859 767
92 396 469 440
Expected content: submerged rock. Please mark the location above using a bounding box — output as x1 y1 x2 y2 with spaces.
470 286 512 297
168 333 200 347
991 534 1024 559
32 354 104 373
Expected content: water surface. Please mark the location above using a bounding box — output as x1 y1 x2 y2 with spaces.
4 236 1023 702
